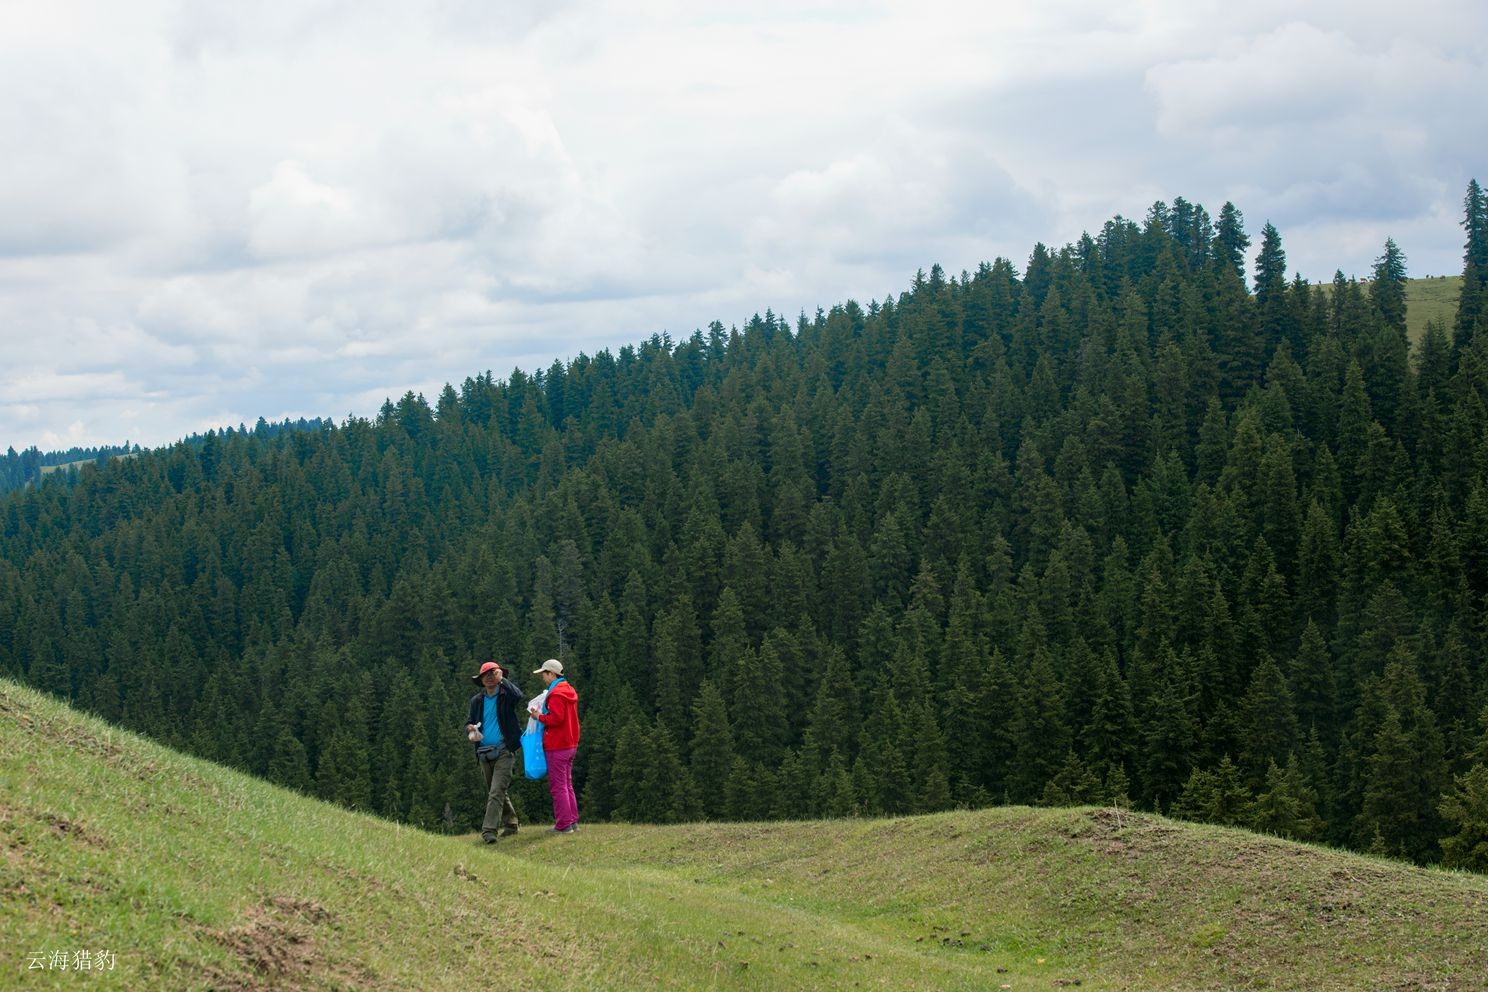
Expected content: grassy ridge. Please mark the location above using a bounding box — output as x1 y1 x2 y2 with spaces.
1405 274 1461 344
3 680 1487 991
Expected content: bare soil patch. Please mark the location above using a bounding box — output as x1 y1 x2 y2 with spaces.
203 896 340 991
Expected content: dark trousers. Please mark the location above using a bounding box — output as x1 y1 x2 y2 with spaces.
478 749 519 833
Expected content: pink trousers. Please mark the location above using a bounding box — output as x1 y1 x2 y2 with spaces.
545 747 578 830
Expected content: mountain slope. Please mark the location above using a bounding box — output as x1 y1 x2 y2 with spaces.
1404 273 1462 343
4 679 1486 991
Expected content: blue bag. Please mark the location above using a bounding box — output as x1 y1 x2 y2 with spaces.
522 717 547 779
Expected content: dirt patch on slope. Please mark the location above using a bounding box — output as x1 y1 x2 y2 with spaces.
201 895 366 991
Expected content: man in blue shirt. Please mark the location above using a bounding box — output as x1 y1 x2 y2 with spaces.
465 661 524 843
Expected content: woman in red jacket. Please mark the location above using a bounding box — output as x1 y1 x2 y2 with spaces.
530 658 581 833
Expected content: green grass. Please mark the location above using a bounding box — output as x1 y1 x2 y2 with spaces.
1404 274 1462 346
4 679 1487 991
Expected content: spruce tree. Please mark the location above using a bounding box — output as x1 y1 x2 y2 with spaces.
266 726 313 794
1141 674 1195 811
972 649 1021 801
1252 756 1325 841
1290 621 1337 742
1041 751 1102 807
1296 502 1342 628
316 726 373 811
608 719 652 822
1254 222 1294 352
1370 238 1409 338
818 751 859 818
1357 708 1418 859
1010 647 1070 802
730 633 790 766
906 697 954 814
1174 755 1253 827
1213 202 1250 281
1438 764 1488 871
652 593 704 742
689 680 735 820
1238 656 1300 788
1256 435 1301 567
1454 179 1488 352
723 757 773 822
640 721 702 823
854 683 911 815
804 646 860 764
1354 652 1450 862
1085 647 1136 776
616 572 651 705
1335 362 1373 505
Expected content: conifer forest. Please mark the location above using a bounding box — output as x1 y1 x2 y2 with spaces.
5 183 1488 869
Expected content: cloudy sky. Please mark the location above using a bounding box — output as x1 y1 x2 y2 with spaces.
2 0 1484 452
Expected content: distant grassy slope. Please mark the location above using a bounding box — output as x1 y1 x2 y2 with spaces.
36 452 135 479
4 680 1487 991
1405 274 1462 345
1324 274 1461 347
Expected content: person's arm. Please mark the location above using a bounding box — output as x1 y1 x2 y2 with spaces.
466 695 479 732
504 679 525 707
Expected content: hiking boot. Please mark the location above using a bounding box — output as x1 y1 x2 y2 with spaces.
500 825 518 837
482 830 498 844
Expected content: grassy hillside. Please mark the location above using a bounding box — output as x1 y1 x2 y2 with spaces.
1405 273 1462 344
36 454 130 479
3 679 1487 992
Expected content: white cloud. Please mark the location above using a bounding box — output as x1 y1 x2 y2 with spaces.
0 0 1483 450
247 161 372 260
1146 22 1484 138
